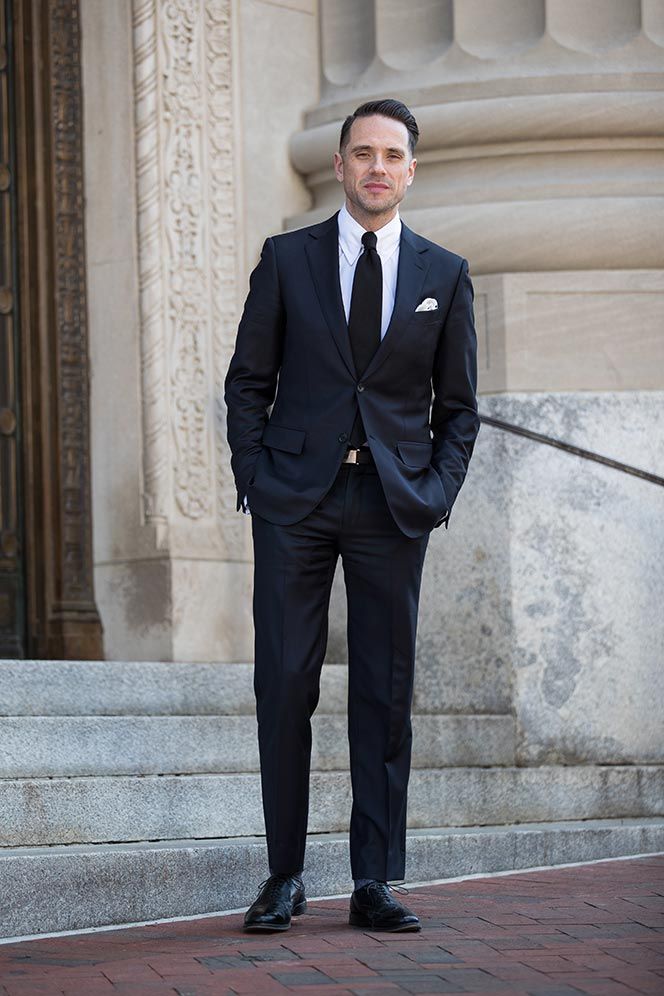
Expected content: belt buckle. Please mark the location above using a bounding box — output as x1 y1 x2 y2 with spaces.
345 448 360 464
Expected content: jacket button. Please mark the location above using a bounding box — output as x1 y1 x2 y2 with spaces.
357 383 365 392
338 432 347 443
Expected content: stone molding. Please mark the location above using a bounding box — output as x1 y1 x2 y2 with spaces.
132 0 170 533
131 0 239 551
292 91 664 171
293 2 664 272
472 270 664 393
317 0 664 108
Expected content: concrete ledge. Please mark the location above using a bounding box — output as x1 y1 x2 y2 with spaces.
0 714 516 776
0 660 349 716
1 818 663 939
1 765 662 847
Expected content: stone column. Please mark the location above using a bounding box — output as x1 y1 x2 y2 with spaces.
291 0 664 763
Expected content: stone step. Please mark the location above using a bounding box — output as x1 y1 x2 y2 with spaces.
2 818 663 939
0 714 516 776
0 660 347 716
1 765 661 847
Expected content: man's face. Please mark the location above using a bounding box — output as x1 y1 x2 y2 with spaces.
333 115 416 220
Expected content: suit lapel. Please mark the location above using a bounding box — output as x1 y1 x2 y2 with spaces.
304 214 430 382
304 212 356 378
362 223 430 381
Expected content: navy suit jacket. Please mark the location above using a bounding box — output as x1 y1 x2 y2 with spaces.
224 211 480 538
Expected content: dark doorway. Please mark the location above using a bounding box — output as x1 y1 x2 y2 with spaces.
0 0 102 659
0 0 25 655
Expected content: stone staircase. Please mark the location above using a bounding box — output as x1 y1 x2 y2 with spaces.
1 660 663 938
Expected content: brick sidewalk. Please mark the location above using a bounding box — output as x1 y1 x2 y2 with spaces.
0 855 662 995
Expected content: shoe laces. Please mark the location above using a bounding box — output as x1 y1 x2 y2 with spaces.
367 880 409 899
256 873 301 900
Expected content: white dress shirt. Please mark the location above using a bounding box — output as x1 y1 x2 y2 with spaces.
242 205 402 514
337 202 401 339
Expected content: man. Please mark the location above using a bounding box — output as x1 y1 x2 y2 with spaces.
224 99 479 933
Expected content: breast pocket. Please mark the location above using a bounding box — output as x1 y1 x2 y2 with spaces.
410 309 441 328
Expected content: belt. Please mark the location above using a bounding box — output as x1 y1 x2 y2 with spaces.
342 446 374 465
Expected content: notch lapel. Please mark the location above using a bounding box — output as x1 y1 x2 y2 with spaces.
304 213 356 378
362 224 430 381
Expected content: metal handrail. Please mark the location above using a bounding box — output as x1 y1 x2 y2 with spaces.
479 414 664 488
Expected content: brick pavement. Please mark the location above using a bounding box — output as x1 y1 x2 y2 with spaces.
0 855 662 995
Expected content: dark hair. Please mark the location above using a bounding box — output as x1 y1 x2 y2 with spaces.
339 99 419 158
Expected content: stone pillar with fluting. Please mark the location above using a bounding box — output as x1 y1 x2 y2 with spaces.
291 0 664 766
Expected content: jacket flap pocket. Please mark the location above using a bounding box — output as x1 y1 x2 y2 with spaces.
262 422 306 454
396 440 432 468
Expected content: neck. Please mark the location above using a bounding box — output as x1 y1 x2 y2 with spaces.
344 200 398 233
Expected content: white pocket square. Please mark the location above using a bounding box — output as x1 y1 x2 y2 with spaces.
415 297 438 312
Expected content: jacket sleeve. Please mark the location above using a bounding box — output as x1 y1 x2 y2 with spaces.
430 257 481 528
224 237 285 510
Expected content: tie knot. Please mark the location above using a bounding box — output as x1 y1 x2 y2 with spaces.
362 231 377 251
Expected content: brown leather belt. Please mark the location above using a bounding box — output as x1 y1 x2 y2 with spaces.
342 447 375 465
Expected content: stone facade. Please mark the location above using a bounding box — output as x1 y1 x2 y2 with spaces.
81 0 317 660
0 2 661 937
290 0 664 767
80 2 663 767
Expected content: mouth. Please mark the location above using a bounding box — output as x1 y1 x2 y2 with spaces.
363 183 390 192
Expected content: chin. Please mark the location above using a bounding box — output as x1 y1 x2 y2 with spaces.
358 196 393 214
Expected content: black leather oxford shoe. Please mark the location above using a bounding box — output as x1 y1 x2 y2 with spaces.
349 881 421 932
244 873 307 932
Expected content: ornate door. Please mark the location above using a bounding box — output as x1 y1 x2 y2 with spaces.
0 0 102 659
0 0 25 655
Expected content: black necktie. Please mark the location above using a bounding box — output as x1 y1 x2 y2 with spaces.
348 231 382 447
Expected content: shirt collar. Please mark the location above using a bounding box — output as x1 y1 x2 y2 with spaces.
338 203 402 266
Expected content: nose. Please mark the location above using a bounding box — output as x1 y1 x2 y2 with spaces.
369 156 387 175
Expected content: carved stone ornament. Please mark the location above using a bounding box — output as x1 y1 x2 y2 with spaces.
132 0 239 538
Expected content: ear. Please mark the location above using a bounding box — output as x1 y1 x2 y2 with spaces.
406 157 417 186
333 151 344 183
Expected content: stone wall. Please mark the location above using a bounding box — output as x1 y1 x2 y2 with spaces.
81 0 318 660
80 0 664 781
